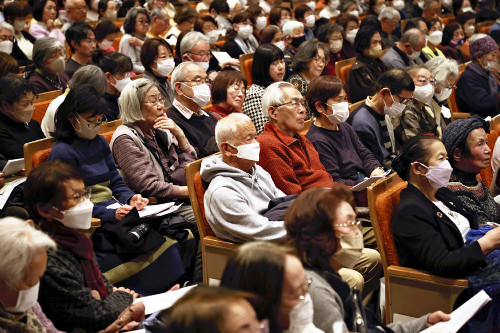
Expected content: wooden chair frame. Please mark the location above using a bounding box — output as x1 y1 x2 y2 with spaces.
186 156 238 285
335 57 356 84
349 99 365 113
239 53 254 87
367 174 469 323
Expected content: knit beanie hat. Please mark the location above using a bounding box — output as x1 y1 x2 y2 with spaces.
469 35 498 60
442 115 489 157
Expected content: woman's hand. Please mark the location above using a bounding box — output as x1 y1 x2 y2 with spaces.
478 226 500 254
427 311 450 326
130 194 148 211
0 172 4 188
46 19 55 30
220 58 240 69
113 286 140 300
128 37 143 47
154 115 188 148
370 167 385 177
115 205 133 221
99 302 146 333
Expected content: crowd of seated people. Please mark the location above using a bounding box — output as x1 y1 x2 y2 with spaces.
2 0 500 331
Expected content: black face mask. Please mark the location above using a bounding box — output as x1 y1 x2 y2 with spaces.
291 35 306 49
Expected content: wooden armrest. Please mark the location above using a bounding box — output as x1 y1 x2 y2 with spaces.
388 265 469 287
204 235 239 249
147 197 158 204
453 112 471 119
90 218 101 228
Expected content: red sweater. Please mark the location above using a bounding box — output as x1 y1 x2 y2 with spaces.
257 122 334 195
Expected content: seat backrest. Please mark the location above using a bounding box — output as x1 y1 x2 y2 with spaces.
477 20 494 34
112 36 121 51
239 53 254 87
479 129 498 188
24 137 56 175
131 74 143 80
349 99 365 112
367 173 407 269
98 119 123 134
298 119 313 135
334 57 355 84
36 90 62 103
339 63 353 84
186 156 220 239
490 114 500 134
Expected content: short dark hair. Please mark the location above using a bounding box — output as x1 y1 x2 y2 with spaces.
209 0 229 14
97 0 112 18
404 17 425 32
375 68 415 95
354 26 379 53
246 5 264 25
173 6 198 25
53 84 107 141
65 22 94 53
24 161 84 224
140 37 173 71
442 21 461 46
317 23 344 43
32 0 58 22
306 75 347 117
455 11 475 25
269 7 290 26
425 17 441 30
0 53 20 78
252 44 284 87
260 25 281 45
291 40 329 73
359 14 382 32
0 75 35 105
294 4 311 20
123 7 150 34
3 1 27 22
285 185 355 270
335 13 358 31
92 50 133 75
194 14 217 33
94 19 120 41
211 70 247 104
392 136 441 181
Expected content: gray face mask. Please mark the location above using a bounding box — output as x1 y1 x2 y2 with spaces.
72 113 101 140
49 56 65 73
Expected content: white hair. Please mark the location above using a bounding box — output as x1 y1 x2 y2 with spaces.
424 56 459 91
468 33 488 44
282 20 303 37
0 217 56 288
0 22 14 36
261 81 295 120
215 113 253 149
378 7 400 21
180 31 210 57
170 62 202 90
118 78 158 124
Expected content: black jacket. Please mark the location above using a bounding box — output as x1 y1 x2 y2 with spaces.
12 31 35 66
393 183 486 278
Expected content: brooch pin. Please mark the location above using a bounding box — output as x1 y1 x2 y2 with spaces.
437 212 443 218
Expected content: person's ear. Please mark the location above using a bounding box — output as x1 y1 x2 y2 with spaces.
453 147 461 162
233 23 239 31
70 40 78 50
220 142 234 157
315 101 326 114
174 81 184 95
410 161 426 176
285 35 292 44
268 105 278 121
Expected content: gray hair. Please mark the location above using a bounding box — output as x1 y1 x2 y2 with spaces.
69 65 107 94
151 6 167 19
261 81 295 120
400 28 423 48
282 20 303 37
469 33 488 44
0 22 14 36
424 56 459 91
33 37 65 68
171 62 201 90
0 217 56 288
118 78 158 124
180 31 209 56
215 113 254 149
378 7 400 21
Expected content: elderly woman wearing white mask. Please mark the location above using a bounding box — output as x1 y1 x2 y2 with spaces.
424 55 459 107
0 217 60 333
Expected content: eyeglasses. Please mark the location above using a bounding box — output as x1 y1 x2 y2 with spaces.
71 188 91 202
76 113 107 128
0 36 13 42
144 95 165 106
312 56 326 65
334 219 362 230
136 20 150 25
16 98 35 108
189 51 212 58
284 278 313 301
228 83 246 93
276 98 307 109
181 77 209 85
392 92 411 105
416 77 436 85
49 48 65 58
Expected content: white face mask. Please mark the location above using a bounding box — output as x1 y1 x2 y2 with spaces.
49 56 65 73
330 39 343 53
462 6 474 12
273 40 285 51
428 30 443 45
186 54 210 72
464 25 475 36
182 82 211 107
99 39 113 51
0 40 13 54
73 113 101 140
407 47 421 60
206 29 221 44
375 3 386 14
6 282 40 314
418 160 453 189
112 73 132 92
237 24 253 40
155 58 175 76
443 0 452 6
393 0 405 10
383 91 406 117
331 233 364 268
325 101 349 125
348 10 359 17
413 83 434 105
10 104 34 123
105 10 117 21
305 15 315 28
417 0 424 8
306 0 316 11
60 198 94 229
255 16 268 31
228 142 260 161
288 293 314 332
329 0 340 9
14 19 26 32
435 87 452 102
346 28 358 43
279 18 291 28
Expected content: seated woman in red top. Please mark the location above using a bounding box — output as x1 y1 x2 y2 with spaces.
208 70 247 120
317 23 348 76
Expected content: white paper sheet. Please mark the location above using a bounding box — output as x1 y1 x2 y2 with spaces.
2 158 24 176
420 290 491 333
350 170 392 192
106 202 181 218
133 285 197 315
440 105 451 119
0 177 26 209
